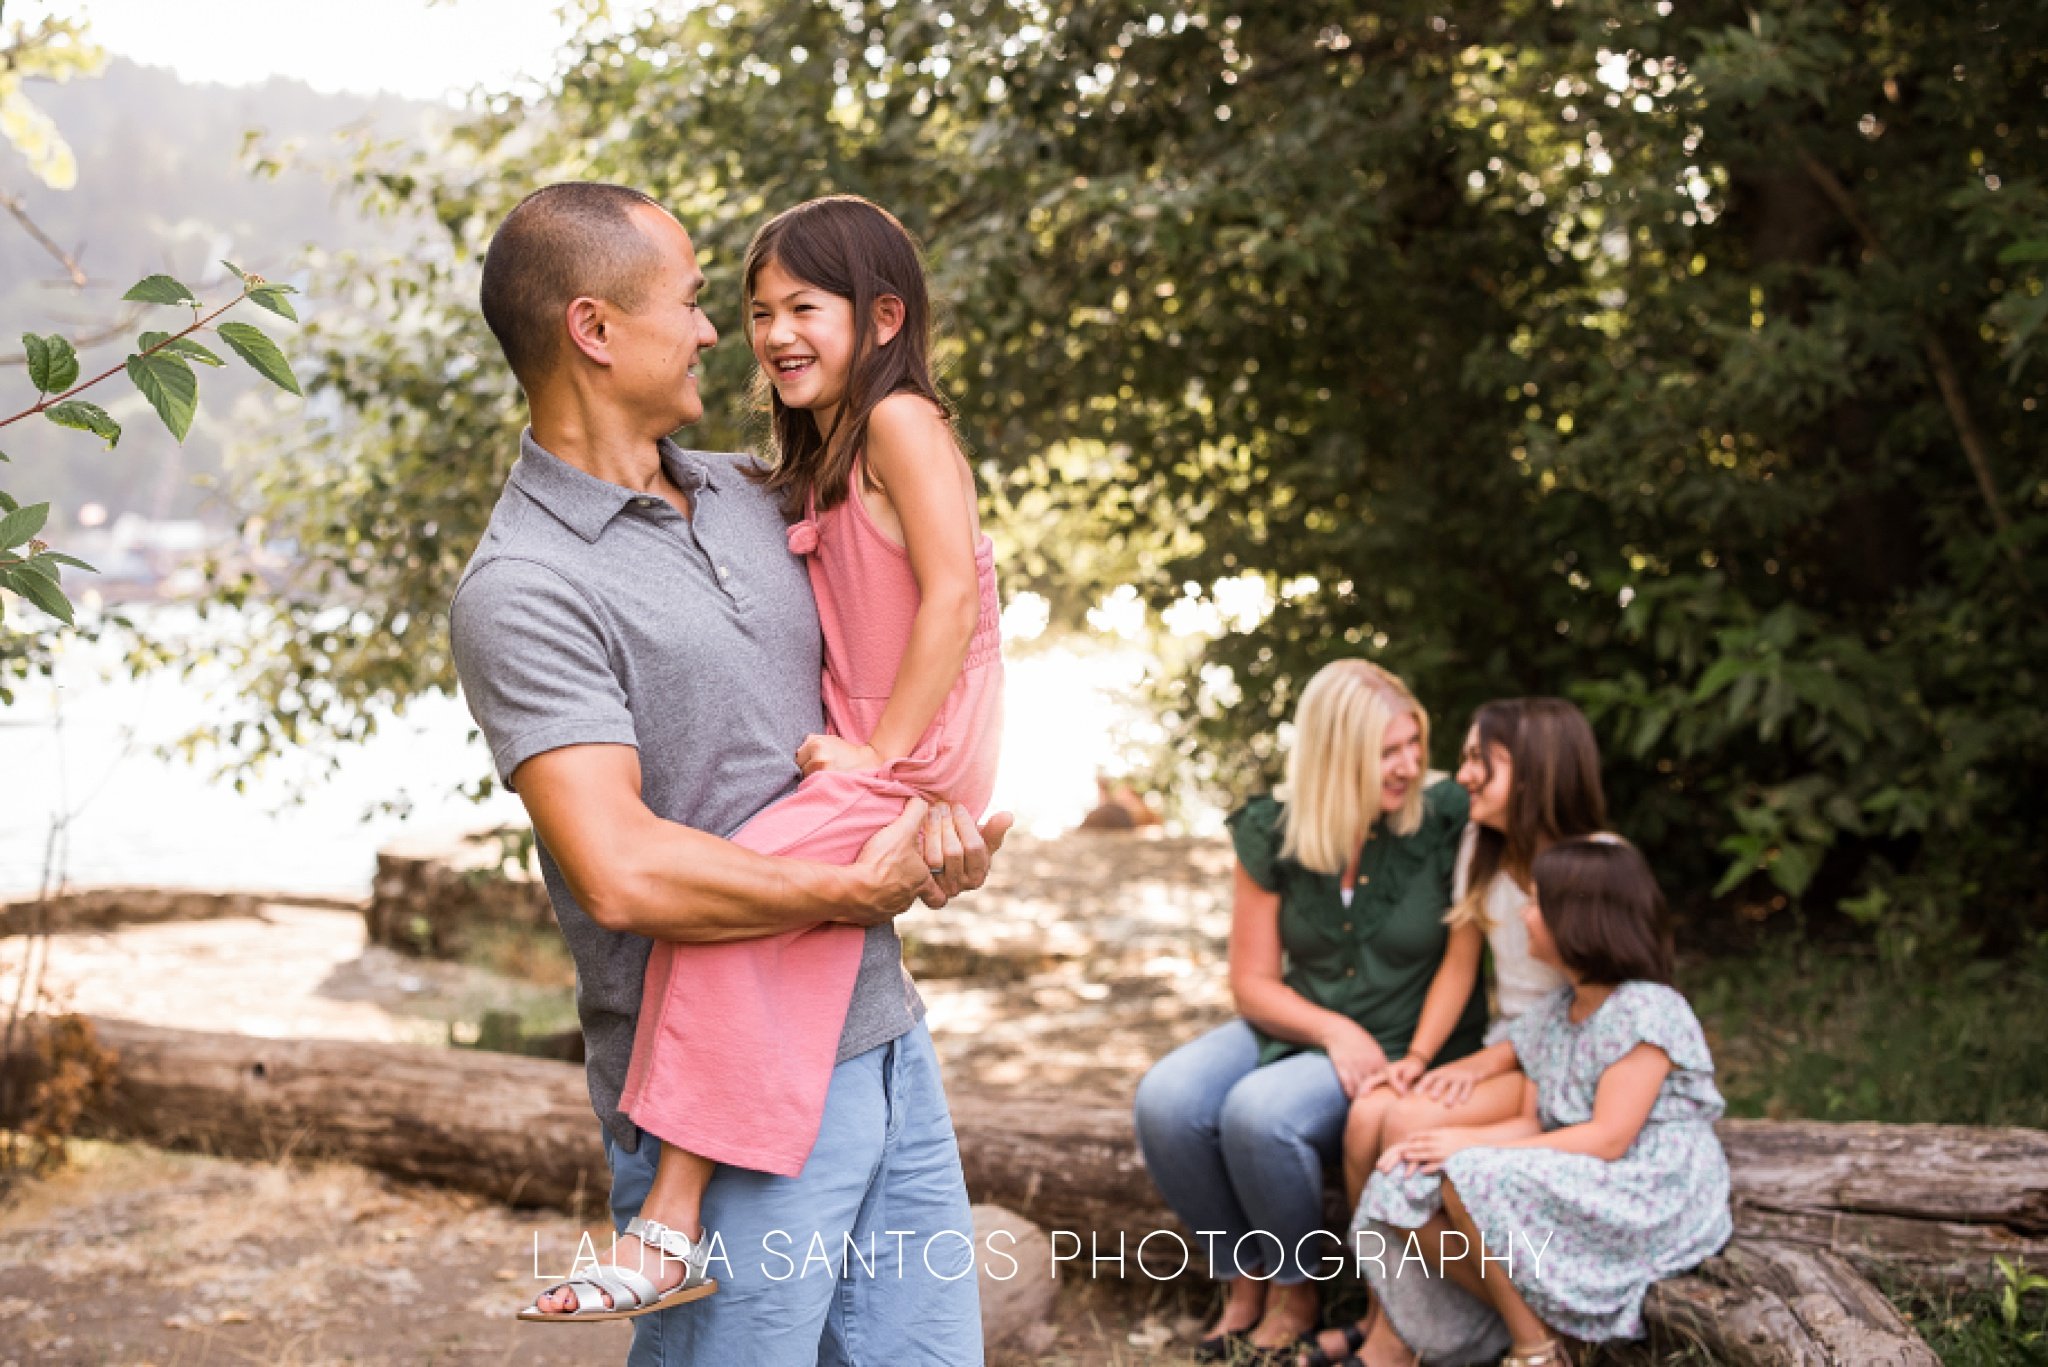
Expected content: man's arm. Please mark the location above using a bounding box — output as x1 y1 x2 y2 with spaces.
515 743 1006 939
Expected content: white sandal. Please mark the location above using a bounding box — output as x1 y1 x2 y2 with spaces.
519 1217 719 1323
1501 1341 1571 1367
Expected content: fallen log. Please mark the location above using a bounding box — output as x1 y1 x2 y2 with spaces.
1647 1239 1938 1366
4 1015 2040 1363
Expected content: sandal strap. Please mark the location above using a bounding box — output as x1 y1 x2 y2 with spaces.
1503 1342 1570 1367
627 1217 711 1280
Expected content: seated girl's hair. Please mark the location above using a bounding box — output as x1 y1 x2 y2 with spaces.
1529 834 1675 986
1450 696 1607 931
740 194 952 516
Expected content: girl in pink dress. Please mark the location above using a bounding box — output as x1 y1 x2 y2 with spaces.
526 194 1002 1322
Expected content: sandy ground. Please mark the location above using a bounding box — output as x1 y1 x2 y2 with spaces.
0 836 1250 1364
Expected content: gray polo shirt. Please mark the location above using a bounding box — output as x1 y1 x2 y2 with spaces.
449 431 922 1153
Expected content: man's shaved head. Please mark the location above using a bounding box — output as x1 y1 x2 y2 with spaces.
479 182 667 388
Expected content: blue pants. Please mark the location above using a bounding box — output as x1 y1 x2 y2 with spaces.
603 1021 984 1365
1132 1019 1349 1285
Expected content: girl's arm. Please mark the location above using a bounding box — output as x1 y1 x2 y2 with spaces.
1229 863 1389 1097
1382 921 1484 1093
1392 1044 1672 1173
799 393 980 773
1482 1042 1670 1160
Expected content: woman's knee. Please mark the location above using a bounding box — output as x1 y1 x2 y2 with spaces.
1134 1048 1225 1147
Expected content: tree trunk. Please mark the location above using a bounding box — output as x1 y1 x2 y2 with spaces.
5 1014 2039 1364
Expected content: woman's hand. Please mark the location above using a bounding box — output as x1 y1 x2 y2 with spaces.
1376 1127 1476 1176
1320 1020 1390 1099
1417 1056 1491 1108
797 735 882 777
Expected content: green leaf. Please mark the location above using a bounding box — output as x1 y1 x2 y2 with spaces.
1995 239 2048 265
44 400 122 447
217 320 302 396
248 287 299 323
127 352 201 441
0 500 50 551
221 259 250 282
140 331 225 367
41 551 97 573
4 561 76 624
24 332 79 393
0 490 17 512
124 274 202 307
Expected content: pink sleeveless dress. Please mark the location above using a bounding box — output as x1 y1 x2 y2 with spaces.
618 462 1003 1177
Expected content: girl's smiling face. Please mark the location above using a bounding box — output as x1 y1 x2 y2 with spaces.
749 256 859 429
1457 723 1514 831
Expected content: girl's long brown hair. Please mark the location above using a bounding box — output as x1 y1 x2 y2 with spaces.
1451 698 1608 930
742 195 952 514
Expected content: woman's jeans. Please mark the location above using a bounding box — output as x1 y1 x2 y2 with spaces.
1133 1019 1349 1285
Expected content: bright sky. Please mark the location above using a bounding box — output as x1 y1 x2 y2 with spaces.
42 0 583 102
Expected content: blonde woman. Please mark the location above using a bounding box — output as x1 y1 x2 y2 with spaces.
1134 661 1485 1362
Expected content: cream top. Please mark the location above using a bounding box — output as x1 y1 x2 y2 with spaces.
1452 822 1570 1023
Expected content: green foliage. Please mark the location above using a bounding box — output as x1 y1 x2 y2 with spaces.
3 275 301 624
39 399 117 445
215 320 302 395
124 352 199 442
21 333 78 393
120 273 200 308
1688 929 2048 1130
191 0 2045 936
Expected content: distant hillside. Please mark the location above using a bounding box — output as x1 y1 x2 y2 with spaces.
2 58 433 526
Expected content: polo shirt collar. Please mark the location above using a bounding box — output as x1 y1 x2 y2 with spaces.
511 429 722 543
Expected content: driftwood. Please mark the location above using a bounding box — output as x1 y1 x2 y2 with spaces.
8 1016 2044 1364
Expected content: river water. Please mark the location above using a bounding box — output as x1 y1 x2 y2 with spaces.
0 606 1152 898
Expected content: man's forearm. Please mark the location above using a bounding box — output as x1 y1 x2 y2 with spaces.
562 809 870 942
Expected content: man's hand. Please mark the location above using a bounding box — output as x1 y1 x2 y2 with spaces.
918 803 1013 907
841 798 938 926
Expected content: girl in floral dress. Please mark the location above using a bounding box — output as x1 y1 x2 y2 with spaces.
1343 835 1732 1367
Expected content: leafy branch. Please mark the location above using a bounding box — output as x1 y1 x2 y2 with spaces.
1 263 302 625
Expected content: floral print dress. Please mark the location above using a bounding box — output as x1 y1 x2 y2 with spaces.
1353 981 1732 1363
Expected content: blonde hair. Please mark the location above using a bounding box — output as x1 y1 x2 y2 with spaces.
1280 660 1430 875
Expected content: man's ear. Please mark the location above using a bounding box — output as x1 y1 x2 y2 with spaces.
871 294 906 348
564 296 613 367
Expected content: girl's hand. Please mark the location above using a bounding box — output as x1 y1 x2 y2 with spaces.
1382 1053 1428 1096
1418 1057 1489 1108
1376 1128 1473 1176
797 735 882 776
1321 1021 1390 1100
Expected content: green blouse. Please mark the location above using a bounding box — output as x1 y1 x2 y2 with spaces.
1228 778 1486 1068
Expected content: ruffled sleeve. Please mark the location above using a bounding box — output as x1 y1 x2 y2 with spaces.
1227 796 1287 893
1592 982 1718 1077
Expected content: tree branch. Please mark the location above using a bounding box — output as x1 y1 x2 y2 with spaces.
0 188 88 288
